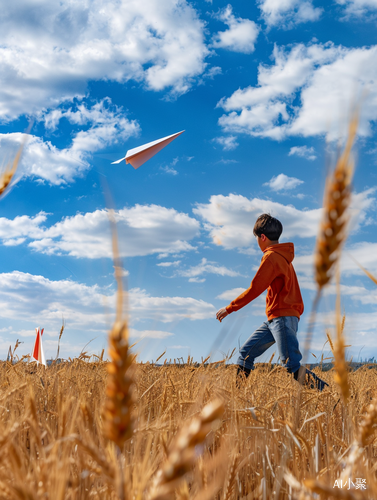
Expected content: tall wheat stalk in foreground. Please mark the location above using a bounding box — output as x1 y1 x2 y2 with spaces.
102 210 136 500
318 113 357 406
299 112 358 382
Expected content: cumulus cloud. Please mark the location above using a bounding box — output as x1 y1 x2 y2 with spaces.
289 146 316 160
213 135 239 151
212 5 260 53
263 173 304 191
295 240 377 280
0 0 208 120
193 188 376 250
0 100 140 184
0 205 200 258
0 271 111 332
0 271 216 356
177 258 241 281
258 0 322 27
218 43 377 140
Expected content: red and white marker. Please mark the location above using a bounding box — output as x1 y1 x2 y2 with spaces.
32 327 46 366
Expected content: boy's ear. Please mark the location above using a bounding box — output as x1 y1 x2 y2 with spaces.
260 234 267 242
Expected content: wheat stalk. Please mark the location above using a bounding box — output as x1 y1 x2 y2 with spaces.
326 331 335 354
333 270 350 404
102 210 135 500
55 319 65 361
102 211 135 449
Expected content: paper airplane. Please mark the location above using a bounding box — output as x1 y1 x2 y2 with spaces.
32 327 46 366
112 130 184 169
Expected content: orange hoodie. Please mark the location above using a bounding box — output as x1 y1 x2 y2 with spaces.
225 243 304 320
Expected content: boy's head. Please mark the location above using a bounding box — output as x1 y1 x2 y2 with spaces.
253 214 282 251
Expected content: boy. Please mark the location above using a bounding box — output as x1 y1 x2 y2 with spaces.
216 213 328 391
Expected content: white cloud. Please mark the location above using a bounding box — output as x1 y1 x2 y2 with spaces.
0 0 208 120
212 5 260 54
0 100 140 185
128 287 216 322
0 271 216 356
130 329 174 339
216 287 246 300
0 133 88 186
193 188 376 250
289 146 316 160
188 277 206 283
159 157 179 175
295 241 377 280
213 135 239 151
336 0 377 16
157 261 181 267
160 165 178 175
178 258 240 280
0 271 111 331
298 273 377 306
264 173 304 191
218 43 377 141
0 271 215 338
258 0 322 27
0 212 47 241
0 205 200 258
203 66 222 80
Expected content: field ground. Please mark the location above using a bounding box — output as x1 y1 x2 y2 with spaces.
0 360 376 499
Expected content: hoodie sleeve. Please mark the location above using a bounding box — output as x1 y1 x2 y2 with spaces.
226 257 276 313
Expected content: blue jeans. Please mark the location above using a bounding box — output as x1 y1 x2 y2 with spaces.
237 316 302 374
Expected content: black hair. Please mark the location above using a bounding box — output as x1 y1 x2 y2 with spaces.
253 213 283 241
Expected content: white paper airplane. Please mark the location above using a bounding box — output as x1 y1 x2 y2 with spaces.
111 130 184 169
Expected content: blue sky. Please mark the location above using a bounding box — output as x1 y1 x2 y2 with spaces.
1 0 377 363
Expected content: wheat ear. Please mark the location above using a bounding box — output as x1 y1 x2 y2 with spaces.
314 114 358 290
149 399 224 500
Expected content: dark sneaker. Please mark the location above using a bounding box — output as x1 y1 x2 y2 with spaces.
306 369 329 391
294 367 329 391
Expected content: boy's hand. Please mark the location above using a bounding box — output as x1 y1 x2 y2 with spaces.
216 307 229 322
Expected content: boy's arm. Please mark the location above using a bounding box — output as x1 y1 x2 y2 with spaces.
225 258 276 314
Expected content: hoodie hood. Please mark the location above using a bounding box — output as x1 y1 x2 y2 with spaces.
263 242 294 264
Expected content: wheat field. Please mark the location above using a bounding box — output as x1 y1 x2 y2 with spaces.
0 358 376 499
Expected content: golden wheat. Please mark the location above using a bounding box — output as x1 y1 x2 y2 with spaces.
0 361 376 499
314 113 358 290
